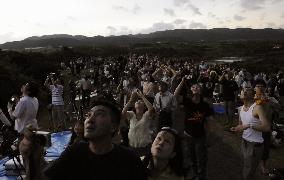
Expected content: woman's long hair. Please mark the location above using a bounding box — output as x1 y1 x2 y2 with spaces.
143 127 184 177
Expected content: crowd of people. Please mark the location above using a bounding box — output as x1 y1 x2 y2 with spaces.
1 54 284 180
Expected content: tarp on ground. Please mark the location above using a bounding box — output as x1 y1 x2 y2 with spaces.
0 131 72 179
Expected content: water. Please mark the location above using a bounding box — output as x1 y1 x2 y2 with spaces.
214 57 243 63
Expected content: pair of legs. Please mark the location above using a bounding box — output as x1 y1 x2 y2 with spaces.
241 140 264 180
52 105 66 131
224 101 235 127
183 136 208 180
259 132 271 174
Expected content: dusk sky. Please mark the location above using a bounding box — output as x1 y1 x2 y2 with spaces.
1 0 284 44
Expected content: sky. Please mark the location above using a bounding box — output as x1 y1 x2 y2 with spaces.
1 0 284 44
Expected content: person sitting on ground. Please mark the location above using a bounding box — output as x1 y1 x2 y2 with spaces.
143 127 184 180
19 125 47 180
68 120 86 146
121 89 155 156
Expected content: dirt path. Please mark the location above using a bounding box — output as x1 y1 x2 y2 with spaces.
206 114 283 180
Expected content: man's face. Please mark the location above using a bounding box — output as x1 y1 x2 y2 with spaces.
240 88 254 100
159 84 167 93
84 105 114 140
254 84 266 95
151 131 175 160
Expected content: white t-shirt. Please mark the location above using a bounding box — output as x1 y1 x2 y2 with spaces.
13 96 39 133
127 111 153 148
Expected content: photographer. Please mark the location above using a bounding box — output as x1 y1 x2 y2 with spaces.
44 74 65 131
8 82 39 134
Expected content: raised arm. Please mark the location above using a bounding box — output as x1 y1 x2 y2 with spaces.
136 89 155 115
44 77 55 88
166 66 177 77
152 67 162 80
219 72 226 82
121 92 136 120
174 77 185 97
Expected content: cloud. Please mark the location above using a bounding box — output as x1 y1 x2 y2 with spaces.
267 22 276 27
174 0 190 7
189 21 206 29
107 26 117 35
132 4 141 14
35 22 43 27
112 4 141 14
240 0 266 10
164 8 175 16
141 21 175 34
234 15 246 21
174 19 187 25
117 26 133 35
107 26 133 36
67 16 76 21
112 5 128 12
272 0 284 3
173 0 201 15
208 12 216 18
187 3 202 15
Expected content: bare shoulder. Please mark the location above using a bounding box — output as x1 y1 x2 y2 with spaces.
252 104 264 116
253 104 264 112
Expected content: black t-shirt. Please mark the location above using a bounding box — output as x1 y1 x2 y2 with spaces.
200 77 218 98
220 79 238 101
184 98 214 138
44 142 148 180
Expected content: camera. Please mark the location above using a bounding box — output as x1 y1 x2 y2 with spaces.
47 72 56 79
10 97 16 103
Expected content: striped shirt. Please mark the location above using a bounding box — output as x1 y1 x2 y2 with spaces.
50 85 64 105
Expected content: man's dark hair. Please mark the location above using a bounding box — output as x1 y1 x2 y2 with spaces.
92 98 121 125
254 79 266 88
158 81 168 89
26 81 39 97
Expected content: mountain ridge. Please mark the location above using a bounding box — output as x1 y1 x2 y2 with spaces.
1 28 284 49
